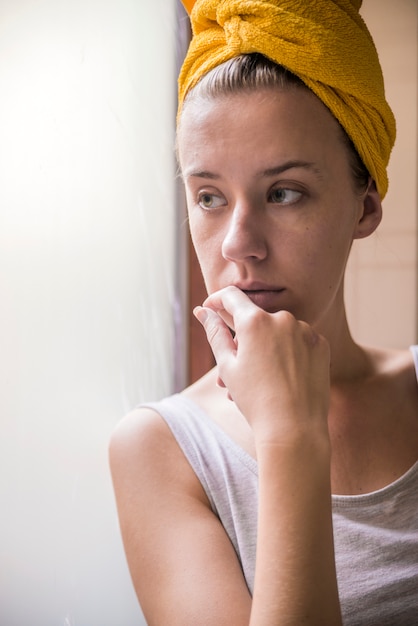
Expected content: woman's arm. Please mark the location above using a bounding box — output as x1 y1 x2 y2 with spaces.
196 286 342 625
253 435 340 625
110 285 342 625
109 408 252 625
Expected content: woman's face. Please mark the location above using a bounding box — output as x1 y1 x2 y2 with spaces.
177 87 379 333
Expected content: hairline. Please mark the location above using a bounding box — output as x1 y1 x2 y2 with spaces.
177 54 370 193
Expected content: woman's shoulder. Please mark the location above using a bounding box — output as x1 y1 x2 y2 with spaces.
109 400 212 514
358 345 418 407
108 367 217 466
361 344 417 379
108 405 174 477
363 343 418 442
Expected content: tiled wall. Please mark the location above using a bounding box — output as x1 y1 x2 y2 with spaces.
345 0 418 349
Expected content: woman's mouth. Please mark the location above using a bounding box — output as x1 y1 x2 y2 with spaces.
241 287 286 313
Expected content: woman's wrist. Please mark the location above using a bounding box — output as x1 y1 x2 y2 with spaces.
252 412 331 459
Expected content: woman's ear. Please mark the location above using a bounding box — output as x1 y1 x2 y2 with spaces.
353 178 383 240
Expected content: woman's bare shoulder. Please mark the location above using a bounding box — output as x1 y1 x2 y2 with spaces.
108 401 205 501
109 399 211 502
361 344 416 377
109 405 171 463
109 364 219 473
109 364 221 456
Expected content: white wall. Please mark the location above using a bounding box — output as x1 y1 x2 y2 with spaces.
346 0 418 348
0 1 176 624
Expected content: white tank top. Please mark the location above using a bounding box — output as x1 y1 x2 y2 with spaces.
144 346 418 625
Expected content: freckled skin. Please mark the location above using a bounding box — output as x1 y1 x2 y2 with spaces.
178 87 375 340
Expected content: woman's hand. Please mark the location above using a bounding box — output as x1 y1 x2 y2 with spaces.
194 286 331 445
196 287 341 625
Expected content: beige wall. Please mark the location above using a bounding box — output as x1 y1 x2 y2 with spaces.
345 0 418 349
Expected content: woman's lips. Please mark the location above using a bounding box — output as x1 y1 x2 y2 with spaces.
242 288 286 313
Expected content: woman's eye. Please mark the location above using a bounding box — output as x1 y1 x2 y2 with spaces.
198 192 226 210
269 188 302 204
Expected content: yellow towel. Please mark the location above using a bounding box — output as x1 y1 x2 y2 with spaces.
181 0 197 13
178 0 396 199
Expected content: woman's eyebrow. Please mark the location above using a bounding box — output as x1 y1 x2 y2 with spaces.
260 160 322 178
183 160 323 181
183 169 219 180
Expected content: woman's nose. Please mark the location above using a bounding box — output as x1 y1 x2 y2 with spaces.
221 205 268 263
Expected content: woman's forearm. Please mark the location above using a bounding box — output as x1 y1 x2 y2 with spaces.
250 434 342 626
195 293 340 624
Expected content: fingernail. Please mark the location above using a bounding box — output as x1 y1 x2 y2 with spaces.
193 306 208 324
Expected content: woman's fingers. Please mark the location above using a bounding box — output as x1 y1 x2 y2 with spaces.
193 306 236 364
203 286 255 331
196 286 331 433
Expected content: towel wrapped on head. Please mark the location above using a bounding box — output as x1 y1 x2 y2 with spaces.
179 0 396 199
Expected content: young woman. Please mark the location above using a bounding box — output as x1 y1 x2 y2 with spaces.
110 2 418 624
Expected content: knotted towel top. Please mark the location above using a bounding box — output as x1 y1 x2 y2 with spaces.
178 0 396 199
